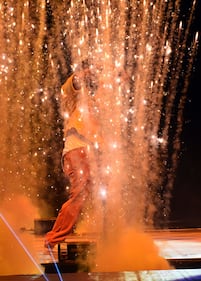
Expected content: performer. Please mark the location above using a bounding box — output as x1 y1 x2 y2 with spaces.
44 60 101 248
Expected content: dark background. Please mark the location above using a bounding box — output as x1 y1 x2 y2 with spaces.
170 2 201 228
41 1 201 227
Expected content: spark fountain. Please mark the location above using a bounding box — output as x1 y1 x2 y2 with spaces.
0 0 199 276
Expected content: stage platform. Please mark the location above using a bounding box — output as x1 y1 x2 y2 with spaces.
40 229 201 269
1 228 201 280
1 270 201 281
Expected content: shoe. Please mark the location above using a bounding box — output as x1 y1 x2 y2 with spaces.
44 240 55 249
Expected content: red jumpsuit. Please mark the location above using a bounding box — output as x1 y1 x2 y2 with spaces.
45 74 100 248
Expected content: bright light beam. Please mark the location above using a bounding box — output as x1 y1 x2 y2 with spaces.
47 244 64 281
0 213 49 281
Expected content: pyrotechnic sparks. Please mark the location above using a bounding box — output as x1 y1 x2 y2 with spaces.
0 0 199 271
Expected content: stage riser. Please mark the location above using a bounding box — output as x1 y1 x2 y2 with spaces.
42 240 201 273
42 260 201 274
34 219 56 235
168 258 201 269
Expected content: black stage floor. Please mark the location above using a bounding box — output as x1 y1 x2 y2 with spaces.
1 270 201 281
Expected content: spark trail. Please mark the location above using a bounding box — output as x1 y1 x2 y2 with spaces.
0 0 199 272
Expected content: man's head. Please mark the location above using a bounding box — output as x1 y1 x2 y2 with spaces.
74 58 102 95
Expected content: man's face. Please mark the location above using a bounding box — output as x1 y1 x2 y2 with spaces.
83 63 102 95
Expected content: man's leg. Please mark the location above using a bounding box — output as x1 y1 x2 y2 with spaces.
45 147 91 248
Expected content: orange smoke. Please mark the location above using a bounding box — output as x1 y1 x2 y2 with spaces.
93 228 171 272
0 195 41 275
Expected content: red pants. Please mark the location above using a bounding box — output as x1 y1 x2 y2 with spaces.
45 147 92 247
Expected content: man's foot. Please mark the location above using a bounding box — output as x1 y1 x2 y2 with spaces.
44 240 55 249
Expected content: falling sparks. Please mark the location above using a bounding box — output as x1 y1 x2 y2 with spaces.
0 0 199 237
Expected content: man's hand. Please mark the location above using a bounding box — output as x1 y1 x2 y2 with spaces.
72 74 82 90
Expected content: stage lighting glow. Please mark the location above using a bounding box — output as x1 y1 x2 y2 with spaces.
0 213 49 281
0 0 199 273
